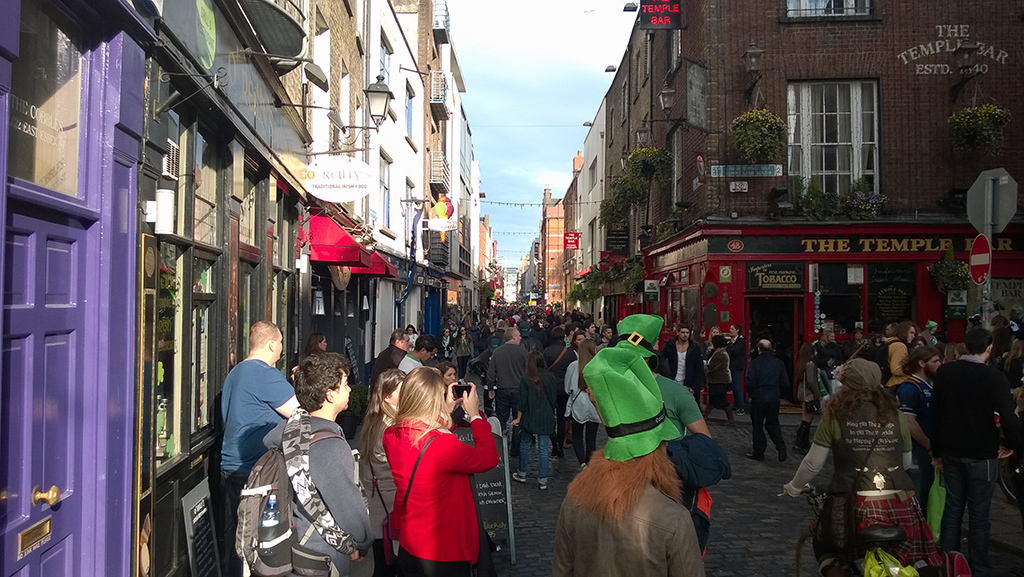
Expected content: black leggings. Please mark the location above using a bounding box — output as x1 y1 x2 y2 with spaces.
571 419 599 465
397 547 471 577
457 355 470 378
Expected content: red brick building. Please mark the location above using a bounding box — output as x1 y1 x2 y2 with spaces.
601 1 1024 390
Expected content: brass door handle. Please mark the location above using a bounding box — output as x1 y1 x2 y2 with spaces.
32 485 60 507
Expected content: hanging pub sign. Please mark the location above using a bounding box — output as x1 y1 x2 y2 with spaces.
639 0 682 29
606 225 630 255
301 156 375 203
564 232 581 251
746 261 805 292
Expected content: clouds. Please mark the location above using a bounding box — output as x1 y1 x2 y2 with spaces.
446 0 632 261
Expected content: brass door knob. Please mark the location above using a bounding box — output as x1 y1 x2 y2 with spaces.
31 485 60 507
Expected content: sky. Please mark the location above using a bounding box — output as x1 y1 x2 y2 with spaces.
445 0 636 267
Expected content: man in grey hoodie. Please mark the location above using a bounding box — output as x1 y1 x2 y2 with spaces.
263 352 373 576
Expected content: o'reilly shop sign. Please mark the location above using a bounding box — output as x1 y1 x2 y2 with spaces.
746 262 804 292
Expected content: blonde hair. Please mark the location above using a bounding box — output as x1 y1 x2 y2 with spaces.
576 339 598 392
249 321 282 352
361 369 405 454
395 366 453 446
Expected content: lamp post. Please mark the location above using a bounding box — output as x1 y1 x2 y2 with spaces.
743 42 765 105
365 75 394 128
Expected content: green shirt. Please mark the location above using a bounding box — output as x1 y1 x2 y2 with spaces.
656 375 703 438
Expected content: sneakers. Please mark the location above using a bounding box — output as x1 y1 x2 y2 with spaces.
538 478 548 490
512 471 526 483
735 408 747 415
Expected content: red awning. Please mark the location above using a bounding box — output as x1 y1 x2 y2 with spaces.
308 215 372 267
350 252 398 277
577 266 592 278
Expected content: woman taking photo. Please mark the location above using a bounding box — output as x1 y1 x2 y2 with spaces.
511 350 558 489
359 369 406 577
793 343 822 454
454 327 474 378
782 359 941 577
564 339 600 471
383 367 498 577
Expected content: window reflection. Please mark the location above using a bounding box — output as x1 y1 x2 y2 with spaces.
194 131 218 245
192 304 211 432
156 243 183 467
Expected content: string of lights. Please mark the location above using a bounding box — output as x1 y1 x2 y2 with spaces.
481 200 605 207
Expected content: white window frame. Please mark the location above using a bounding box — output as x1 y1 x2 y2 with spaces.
786 0 872 17
380 154 392 228
787 80 878 196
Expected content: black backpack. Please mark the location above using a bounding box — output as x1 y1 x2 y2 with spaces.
873 340 893 383
235 429 341 577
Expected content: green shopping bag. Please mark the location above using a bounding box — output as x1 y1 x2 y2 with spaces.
863 548 919 577
926 472 946 541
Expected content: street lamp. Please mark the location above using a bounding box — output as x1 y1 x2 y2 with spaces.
950 41 980 103
743 42 766 105
658 84 676 111
365 75 394 128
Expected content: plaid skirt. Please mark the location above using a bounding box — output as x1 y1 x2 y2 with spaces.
814 493 943 567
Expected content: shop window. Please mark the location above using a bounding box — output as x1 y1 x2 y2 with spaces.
156 243 185 469
193 130 220 246
787 81 877 196
239 266 253 358
276 272 294 370
193 257 215 293
8 0 82 197
191 303 211 432
239 164 260 247
816 263 863 335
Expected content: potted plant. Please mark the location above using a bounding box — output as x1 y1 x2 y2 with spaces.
794 178 839 220
928 247 970 294
948 104 1011 154
730 108 787 163
336 381 369 439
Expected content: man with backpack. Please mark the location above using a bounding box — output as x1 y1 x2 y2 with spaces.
220 321 300 577
895 345 941 508
257 352 374 576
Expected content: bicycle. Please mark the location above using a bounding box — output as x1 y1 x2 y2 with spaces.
998 452 1020 506
792 486 930 577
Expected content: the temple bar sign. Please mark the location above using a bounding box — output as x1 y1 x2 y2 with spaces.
639 0 681 29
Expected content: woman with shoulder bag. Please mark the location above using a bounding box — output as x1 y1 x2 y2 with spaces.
782 359 942 577
702 335 735 424
564 340 601 471
793 343 822 454
383 367 498 577
359 369 406 577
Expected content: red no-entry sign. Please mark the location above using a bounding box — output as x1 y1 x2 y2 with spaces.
969 234 991 285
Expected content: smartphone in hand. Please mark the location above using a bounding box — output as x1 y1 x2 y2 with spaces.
452 380 472 398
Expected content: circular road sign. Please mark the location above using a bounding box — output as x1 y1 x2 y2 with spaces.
969 234 991 285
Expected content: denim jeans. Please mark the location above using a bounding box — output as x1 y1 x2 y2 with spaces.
939 456 998 577
518 432 551 481
220 470 250 577
730 369 745 411
907 442 935 508
494 389 519 433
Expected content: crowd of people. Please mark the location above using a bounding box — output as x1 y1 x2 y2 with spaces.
213 308 1024 577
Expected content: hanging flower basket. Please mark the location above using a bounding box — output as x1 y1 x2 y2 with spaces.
948 104 1011 153
730 108 787 164
928 254 970 294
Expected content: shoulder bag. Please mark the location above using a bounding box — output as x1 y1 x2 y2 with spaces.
377 435 436 565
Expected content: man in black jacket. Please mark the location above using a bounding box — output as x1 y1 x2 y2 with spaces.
744 339 789 462
727 324 748 415
931 328 1021 577
659 325 706 405
543 326 577 458
369 329 410 389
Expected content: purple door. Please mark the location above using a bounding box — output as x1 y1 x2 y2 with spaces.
1 205 87 577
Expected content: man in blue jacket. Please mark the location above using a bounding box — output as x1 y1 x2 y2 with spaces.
744 339 789 462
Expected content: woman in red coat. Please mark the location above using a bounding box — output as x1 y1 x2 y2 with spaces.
383 366 499 577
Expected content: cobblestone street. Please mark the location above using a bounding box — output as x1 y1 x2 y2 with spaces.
490 413 1024 577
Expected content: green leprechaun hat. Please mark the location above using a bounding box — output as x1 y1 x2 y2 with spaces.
583 345 679 462
611 313 663 358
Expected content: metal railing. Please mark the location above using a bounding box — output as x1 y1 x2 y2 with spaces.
430 71 449 120
433 0 450 43
429 151 450 195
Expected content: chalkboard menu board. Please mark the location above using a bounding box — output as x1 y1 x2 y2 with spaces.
867 264 915 324
181 482 222 577
454 427 515 554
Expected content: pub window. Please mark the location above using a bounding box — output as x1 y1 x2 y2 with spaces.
816 263 863 335
8 0 82 198
788 81 878 197
380 154 392 228
156 243 185 470
786 0 872 17
867 263 916 330
192 254 217 433
193 129 220 246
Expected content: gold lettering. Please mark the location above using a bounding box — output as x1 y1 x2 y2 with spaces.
910 239 925 251
876 239 891 252
925 238 940 252
996 238 1012 251
820 239 835 252
836 239 850 252
964 237 973 252
940 238 952 251
860 239 875 251
801 239 816 252
890 238 909 251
